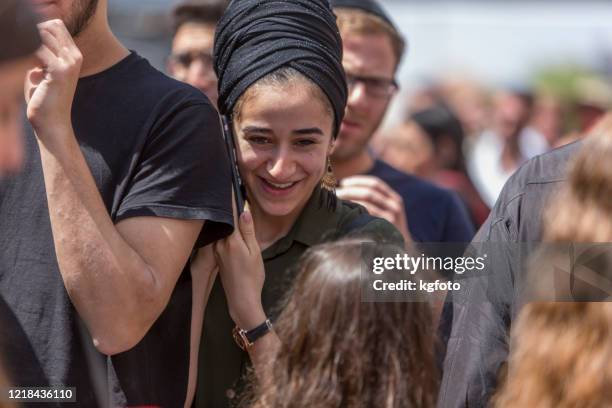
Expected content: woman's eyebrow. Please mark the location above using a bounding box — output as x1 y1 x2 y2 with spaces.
242 126 273 134
293 127 324 136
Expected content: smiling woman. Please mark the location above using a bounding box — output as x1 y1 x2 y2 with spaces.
190 1 406 407
232 68 335 236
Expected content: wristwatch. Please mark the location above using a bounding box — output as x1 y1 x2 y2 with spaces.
232 319 273 350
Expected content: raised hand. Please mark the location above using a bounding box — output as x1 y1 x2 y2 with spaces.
337 175 412 243
25 19 82 134
214 208 267 330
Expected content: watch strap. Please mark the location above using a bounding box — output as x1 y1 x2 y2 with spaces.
233 318 273 350
245 318 273 344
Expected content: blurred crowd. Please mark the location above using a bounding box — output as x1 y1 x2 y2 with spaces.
375 72 611 225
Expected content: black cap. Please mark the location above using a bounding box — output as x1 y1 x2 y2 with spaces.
214 0 347 138
330 0 397 31
0 0 41 63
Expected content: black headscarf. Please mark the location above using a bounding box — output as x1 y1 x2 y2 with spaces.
0 0 41 63
330 0 396 32
214 0 347 137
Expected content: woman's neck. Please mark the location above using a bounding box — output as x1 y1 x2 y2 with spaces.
250 202 304 250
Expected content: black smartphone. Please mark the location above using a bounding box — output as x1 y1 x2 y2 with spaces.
221 115 246 214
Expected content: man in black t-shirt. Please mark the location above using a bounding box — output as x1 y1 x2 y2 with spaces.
0 0 232 406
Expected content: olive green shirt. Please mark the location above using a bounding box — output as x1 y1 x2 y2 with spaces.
195 188 403 407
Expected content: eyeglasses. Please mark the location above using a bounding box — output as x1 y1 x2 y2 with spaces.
345 73 398 98
168 50 214 69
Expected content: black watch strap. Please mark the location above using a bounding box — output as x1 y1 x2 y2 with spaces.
233 319 273 350
245 318 273 344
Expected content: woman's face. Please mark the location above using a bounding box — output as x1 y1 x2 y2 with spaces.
234 81 334 219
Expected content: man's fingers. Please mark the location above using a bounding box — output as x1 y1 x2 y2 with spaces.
340 175 400 201
363 207 395 225
348 200 378 215
24 67 45 103
38 20 75 48
338 184 405 225
339 175 379 188
37 20 82 67
38 29 61 56
348 200 394 223
337 185 388 210
34 45 55 69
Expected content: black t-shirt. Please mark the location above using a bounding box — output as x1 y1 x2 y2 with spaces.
0 52 233 407
367 159 475 242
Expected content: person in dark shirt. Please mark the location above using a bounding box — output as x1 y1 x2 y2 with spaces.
330 0 474 244
189 1 404 406
0 0 40 174
0 0 232 406
438 139 583 408
493 120 612 407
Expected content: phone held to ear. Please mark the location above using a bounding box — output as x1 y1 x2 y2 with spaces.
221 115 246 214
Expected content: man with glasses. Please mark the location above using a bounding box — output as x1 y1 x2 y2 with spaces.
332 0 474 244
168 0 228 107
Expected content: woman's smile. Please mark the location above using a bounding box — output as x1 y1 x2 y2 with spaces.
258 177 302 197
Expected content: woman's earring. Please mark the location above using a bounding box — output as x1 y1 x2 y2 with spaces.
320 157 337 193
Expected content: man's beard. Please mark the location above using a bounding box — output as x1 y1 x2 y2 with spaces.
66 0 99 37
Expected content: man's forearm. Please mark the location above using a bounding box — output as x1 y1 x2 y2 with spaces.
37 127 165 354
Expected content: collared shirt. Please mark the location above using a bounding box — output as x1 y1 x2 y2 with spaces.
439 141 580 408
196 188 403 408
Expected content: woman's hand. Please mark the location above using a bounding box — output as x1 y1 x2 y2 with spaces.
214 209 266 330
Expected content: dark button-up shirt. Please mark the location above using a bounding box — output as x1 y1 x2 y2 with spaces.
196 188 403 408
438 142 581 408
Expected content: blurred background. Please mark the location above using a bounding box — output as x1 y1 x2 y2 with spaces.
108 0 612 222
108 0 612 127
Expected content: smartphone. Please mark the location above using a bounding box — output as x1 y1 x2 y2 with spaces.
221 115 246 214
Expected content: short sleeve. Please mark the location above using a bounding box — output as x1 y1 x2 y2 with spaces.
115 101 233 247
